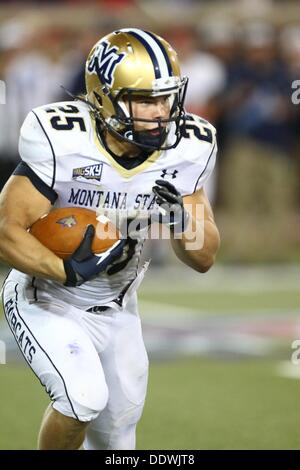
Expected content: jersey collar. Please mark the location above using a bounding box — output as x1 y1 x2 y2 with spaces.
90 112 163 179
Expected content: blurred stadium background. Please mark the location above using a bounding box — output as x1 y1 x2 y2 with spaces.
1 0 300 450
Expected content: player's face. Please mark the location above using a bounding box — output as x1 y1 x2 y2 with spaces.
125 95 171 133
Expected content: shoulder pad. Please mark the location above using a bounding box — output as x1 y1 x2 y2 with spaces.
166 113 217 195
31 100 92 157
183 113 216 149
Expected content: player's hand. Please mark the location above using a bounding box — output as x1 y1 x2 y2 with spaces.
63 225 127 287
152 179 189 233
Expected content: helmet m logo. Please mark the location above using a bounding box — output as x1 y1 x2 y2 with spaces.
87 40 126 87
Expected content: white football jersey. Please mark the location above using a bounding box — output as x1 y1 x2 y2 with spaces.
15 100 217 309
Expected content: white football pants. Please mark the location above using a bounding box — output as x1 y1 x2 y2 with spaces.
2 270 149 450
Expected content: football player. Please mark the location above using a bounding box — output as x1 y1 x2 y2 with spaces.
0 28 220 450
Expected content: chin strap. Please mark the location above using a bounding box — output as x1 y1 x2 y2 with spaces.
133 128 167 149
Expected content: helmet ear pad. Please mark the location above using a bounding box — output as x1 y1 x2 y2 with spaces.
91 87 127 130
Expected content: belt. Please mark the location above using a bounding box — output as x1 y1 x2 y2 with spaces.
86 279 135 315
87 306 110 314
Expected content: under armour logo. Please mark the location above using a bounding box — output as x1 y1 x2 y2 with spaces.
160 169 178 179
87 40 126 87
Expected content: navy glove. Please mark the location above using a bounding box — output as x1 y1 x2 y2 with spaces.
63 225 127 287
152 179 189 233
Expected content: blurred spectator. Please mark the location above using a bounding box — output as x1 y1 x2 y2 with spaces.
164 26 226 123
198 19 240 206
279 24 300 78
219 21 297 216
163 26 226 206
227 21 292 150
199 19 239 75
280 24 300 203
0 21 82 190
66 28 107 98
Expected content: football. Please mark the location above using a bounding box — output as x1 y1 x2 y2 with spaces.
29 207 120 260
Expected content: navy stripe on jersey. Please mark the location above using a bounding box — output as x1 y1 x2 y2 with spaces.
32 110 56 189
192 143 216 194
145 30 173 76
2 282 79 421
14 161 58 204
126 31 162 79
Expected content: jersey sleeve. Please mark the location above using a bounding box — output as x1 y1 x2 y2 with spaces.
192 139 217 193
18 110 55 188
16 110 57 203
175 115 218 196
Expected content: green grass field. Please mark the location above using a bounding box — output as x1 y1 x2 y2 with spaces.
1 265 300 449
141 289 300 313
1 358 300 449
